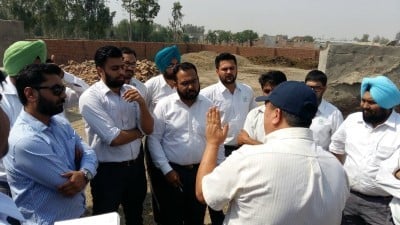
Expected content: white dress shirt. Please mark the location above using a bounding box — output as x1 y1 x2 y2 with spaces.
144 74 176 112
376 150 400 225
0 76 22 126
200 81 257 146
330 111 400 196
130 77 148 105
79 80 142 162
242 105 265 142
310 99 343 151
147 93 225 174
203 128 349 225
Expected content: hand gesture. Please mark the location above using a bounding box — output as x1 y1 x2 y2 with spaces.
206 107 229 146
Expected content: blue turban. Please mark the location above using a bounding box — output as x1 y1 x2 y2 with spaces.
360 75 400 109
154 45 181 73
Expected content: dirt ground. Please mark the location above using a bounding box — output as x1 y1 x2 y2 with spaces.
67 51 311 225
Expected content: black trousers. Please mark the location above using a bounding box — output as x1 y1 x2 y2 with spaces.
162 163 206 225
144 139 166 224
91 150 147 225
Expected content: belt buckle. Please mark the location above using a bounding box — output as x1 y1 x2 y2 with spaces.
186 164 194 169
126 160 132 166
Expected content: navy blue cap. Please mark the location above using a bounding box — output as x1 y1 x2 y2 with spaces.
255 81 318 120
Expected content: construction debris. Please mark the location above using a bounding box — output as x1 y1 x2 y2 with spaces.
60 59 159 86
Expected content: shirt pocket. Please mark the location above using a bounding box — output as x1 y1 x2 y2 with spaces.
368 145 396 169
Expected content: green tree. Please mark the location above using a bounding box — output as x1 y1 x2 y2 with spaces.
121 0 135 41
303 35 315 42
169 2 184 42
360 34 369 42
216 30 233 45
395 32 400 40
205 30 218 45
131 0 160 41
182 24 204 43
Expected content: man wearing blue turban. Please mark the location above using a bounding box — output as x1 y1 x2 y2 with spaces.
330 75 400 224
144 45 181 224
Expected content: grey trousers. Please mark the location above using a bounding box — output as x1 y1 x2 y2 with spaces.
342 190 394 225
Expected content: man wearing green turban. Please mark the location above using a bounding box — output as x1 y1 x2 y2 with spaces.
0 40 47 200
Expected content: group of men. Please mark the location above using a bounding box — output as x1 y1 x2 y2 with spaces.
0 39 400 225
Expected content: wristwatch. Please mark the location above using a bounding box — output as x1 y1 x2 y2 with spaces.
81 168 93 182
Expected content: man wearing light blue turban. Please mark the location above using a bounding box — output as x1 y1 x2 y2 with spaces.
330 75 400 225
144 45 181 225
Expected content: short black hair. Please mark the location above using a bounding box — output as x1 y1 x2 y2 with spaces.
16 63 62 105
270 103 313 128
259 70 287 88
172 62 198 81
120 47 137 58
215 52 237 69
305 70 327 86
94 46 122 68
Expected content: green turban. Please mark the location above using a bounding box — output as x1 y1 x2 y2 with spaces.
3 40 47 76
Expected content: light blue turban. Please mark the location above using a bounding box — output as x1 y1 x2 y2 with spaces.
360 75 400 109
154 45 181 73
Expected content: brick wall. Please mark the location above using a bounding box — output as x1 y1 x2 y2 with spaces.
42 39 319 65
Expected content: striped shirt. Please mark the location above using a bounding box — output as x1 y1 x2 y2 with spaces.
3 111 97 224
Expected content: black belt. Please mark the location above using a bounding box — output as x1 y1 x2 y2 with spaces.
224 145 239 151
350 190 392 202
170 162 199 170
99 159 137 167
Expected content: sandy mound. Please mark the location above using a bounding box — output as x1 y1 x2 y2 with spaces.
182 51 254 71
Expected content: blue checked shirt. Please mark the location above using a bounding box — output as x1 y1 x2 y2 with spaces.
3 110 97 225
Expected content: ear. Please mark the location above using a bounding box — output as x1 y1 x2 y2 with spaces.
271 107 282 125
96 66 105 77
24 87 37 103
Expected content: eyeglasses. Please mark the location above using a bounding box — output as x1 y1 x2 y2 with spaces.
307 85 324 92
33 84 66 96
124 61 137 68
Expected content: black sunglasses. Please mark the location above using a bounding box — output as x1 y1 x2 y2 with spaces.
33 84 66 96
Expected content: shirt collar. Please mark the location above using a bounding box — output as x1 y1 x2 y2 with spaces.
357 110 398 130
264 127 313 143
97 80 132 96
216 81 240 93
19 110 49 132
317 99 328 115
171 92 204 106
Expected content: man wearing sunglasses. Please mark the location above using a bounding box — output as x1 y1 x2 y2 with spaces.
3 64 97 224
79 46 153 225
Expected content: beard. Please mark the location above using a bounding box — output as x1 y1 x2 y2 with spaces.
37 95 65 116
105 72 124 88
177 88 200 101
362 108 390 125
220 73 237 85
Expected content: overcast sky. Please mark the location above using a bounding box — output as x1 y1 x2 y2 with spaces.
108 0 400 40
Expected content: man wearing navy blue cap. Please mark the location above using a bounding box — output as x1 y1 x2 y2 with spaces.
196 81 349 225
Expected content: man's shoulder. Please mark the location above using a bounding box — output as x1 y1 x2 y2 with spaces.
144 74 162 86
201 83 218 93
320 99 342 113
237 82 254 92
